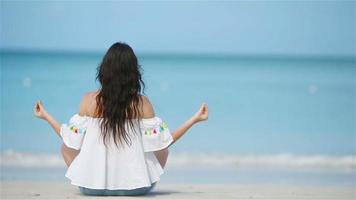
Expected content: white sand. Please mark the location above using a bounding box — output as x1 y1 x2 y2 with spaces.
1 181 355 200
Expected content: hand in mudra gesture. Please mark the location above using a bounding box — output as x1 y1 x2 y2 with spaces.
192 103 209 123
34 100 49 120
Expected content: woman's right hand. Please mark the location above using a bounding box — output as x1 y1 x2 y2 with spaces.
170 103 209 146
191 103 209 123
34 100 49 120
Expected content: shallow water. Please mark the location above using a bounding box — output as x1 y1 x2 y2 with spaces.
1 52 355 154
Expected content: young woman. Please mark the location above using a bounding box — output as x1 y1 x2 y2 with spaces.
34 42 208 196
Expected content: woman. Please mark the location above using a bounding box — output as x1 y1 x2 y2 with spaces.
34 42 208 196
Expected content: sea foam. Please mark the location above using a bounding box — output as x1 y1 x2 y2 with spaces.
1 150 355 172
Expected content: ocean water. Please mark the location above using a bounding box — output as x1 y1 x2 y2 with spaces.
0 51 355 185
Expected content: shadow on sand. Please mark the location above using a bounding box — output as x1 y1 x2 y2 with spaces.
145 190 182 197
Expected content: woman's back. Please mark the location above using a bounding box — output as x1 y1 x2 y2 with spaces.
79 92 155 119
61 93 173 190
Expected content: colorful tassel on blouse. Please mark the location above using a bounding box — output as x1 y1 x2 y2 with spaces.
144 122 168 136
69 125 86 134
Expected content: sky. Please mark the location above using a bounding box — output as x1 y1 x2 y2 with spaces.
0 1 355 57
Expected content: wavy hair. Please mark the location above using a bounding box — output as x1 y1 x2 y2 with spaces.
96 42 145 147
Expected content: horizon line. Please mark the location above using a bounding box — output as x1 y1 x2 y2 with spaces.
1 48 355 62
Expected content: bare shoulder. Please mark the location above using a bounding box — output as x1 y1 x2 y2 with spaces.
138 95 155 119
79 91 99 116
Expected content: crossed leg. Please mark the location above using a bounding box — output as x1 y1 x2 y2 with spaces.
154 148 169 168
61 144 169 169
61 144 80 167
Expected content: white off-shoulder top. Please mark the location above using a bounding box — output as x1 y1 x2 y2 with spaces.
60 114 173 190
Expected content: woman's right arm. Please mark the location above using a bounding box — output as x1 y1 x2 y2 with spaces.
170 103 208 145
140 96 209 145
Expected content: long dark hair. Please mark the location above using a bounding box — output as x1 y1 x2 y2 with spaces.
96 42 145 147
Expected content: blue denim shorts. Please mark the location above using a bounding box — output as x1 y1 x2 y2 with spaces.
79 183 156 196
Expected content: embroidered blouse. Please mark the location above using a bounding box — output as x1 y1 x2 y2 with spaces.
60 114 173 190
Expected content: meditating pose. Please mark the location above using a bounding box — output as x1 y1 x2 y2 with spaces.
33 42 208 196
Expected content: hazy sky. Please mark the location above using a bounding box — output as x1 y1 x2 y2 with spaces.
1 1 355 56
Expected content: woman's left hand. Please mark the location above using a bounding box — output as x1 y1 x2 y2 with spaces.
34 100 49 120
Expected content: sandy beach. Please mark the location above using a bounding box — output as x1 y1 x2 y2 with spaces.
1 181 355 200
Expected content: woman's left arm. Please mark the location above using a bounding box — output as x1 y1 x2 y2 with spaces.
34 101 61 138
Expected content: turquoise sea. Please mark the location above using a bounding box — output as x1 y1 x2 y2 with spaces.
1 51 355 185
